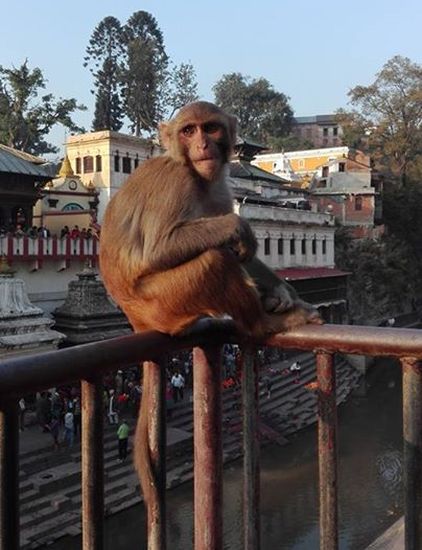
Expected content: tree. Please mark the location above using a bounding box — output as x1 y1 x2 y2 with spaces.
166 62 199 119
338 56 422 185
120 11 169 136
335 227 419 323
213 73 293 144
84 16 124 131
0 60 85 155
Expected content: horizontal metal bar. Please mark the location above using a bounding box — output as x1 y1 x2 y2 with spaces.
1 322 422 398
268 324 422 357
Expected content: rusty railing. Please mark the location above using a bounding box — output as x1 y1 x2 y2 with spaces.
0 320 422 550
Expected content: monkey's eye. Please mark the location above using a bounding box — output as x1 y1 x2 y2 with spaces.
203 122 221 134
181 125 196 137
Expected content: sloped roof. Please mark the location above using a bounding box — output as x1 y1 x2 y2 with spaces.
230 160 290 184
276 267 350 281
0 145 51 178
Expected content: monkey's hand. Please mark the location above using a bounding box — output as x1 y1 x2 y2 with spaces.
261 282 296 313
228 216 257 262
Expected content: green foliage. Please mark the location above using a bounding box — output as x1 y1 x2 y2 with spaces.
267 133 314 152
84 16 124 131
335 227 420 323
213 73 293 144
337 55 422 185
166 62 199 119
84 12 200 135
0 60 85 155
383 185 422 258
120 11 169 136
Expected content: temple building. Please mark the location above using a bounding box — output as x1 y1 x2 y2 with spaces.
65 131 157 221
0 144 51 230
33 155 99 236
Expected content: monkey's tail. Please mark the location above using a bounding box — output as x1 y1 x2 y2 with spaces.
134 362 160 514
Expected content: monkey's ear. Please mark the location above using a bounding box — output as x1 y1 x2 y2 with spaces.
159 122 172 151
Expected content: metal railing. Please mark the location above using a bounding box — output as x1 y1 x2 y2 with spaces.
1 320 422 550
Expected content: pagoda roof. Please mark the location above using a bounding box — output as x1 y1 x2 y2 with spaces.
0 145 51 179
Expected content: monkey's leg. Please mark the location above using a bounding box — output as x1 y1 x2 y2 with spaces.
132 249 266 337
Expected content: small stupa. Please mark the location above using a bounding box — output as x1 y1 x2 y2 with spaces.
53 261 132 345
0 257 66 357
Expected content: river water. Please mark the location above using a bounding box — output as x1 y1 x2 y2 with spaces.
52 357 403 550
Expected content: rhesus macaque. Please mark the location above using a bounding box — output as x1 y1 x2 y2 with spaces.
99 101 321 509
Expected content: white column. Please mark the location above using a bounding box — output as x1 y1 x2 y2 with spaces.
269 232 279 269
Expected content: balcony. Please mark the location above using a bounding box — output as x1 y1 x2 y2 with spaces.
0 320 421 549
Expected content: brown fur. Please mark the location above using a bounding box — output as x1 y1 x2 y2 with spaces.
99 101 321 515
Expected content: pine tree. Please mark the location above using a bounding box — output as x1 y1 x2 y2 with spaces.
120 11 169 136
84 16 124 131
167 62 199 119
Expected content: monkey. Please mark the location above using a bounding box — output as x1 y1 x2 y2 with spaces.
99 101 321 516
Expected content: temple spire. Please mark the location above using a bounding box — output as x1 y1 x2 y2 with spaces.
58 154 74 178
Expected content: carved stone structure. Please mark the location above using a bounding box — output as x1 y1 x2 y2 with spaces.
53 264 131 345
0 258 65 357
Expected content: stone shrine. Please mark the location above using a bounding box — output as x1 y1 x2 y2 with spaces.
0 258 65 357
53 263 131 345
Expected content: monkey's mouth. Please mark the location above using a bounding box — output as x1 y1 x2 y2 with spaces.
195 157 217 162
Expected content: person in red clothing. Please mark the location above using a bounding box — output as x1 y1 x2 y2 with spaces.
70 225 81 238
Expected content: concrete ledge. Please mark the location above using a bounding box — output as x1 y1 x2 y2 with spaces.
366 517 403 549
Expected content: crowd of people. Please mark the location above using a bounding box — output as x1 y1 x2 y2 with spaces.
0 224 97 239
22 349 303 460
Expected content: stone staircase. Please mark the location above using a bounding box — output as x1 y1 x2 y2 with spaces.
19 353 361 548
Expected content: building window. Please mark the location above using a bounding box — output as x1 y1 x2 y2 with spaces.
75 157 81 174
264 237 270 256
278 238 283 255
339 162 345 172
62 203 83 212
322 138 328 146
322 239 327 255
95 155 102 172
299 159 305 168
290 239 295 255
323 127 329 136
122 156 131 174
114 153 120 172
83 156 93 173
301 239 306 255
322 166 329 178
333 127 338 136
312 239 317 254
355 196 363 211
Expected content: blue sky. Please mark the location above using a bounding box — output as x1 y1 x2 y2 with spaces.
1 0 421 155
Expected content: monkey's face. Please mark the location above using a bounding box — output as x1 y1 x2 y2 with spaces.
179 120 228 182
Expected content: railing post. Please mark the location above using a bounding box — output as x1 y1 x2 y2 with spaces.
402 357 422 550
0 399 19 550
316 351 338 550
242 349 260 550
81 374 104 550
143 360 166 550
193 345 223 550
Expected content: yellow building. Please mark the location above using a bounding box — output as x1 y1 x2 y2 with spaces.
252 147 350 188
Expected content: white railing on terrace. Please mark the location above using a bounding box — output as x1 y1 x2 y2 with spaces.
238 204 334 226
0 235 99 261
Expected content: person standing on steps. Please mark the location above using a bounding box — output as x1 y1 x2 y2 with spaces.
117 418 129 462
289 361 302 384
171 371 185 403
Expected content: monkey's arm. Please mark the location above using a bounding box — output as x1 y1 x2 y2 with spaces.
146 213 256 272
243 257 297 312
